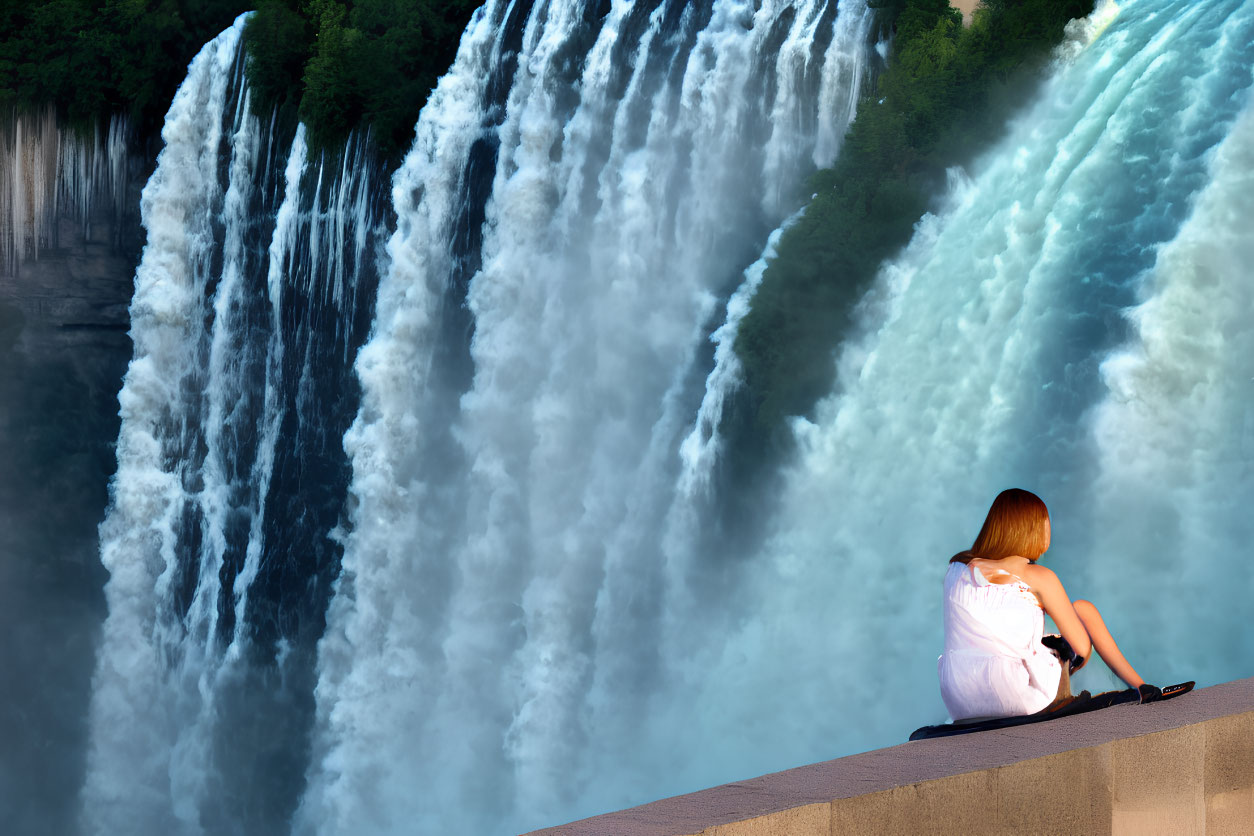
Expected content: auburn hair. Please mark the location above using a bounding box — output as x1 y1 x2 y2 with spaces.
950 488 1051 564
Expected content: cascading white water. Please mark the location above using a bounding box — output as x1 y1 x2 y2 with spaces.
296 5 513 834
84 19 256 831
84 15 390 833
663 0 1254 787
1091 93 1254 683
302 1 873 833
81 0 1254 833
675 209 802 498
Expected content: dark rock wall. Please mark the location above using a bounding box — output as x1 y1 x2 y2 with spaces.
0 165 143 835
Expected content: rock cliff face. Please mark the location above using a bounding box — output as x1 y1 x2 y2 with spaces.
0 111 144 834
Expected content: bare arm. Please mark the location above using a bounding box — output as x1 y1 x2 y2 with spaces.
1021 564 1092 659
1023 564 1146 689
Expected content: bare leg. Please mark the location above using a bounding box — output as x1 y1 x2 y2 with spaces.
1074 599 1145 689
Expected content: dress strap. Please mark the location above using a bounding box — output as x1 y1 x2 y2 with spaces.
969 560 1029 588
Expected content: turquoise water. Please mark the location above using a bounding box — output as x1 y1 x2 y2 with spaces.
679 0 1254 794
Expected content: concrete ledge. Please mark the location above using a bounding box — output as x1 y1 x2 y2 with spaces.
528 677 1254 835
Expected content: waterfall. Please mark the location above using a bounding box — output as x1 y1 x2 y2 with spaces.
84 19 258 831
670 0 1254 783
675 209 803 500
79 0 1254 834
84 14 389 833
301 1 873 833
1091 92 1254 683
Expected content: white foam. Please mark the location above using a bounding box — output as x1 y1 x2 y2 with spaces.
1090 93 1254 677
306 1 875 832
84 18 249 834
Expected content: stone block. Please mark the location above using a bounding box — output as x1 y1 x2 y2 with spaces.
1204 711 1254 835
830 769 995 835
990 745 1112 835
1110 725 1205 835
707 802 829 836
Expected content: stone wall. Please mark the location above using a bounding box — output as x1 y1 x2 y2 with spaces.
530 677 1254 836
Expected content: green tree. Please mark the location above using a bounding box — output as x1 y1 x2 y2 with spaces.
244 0 314 113
0 0 253 136
242 0 481 161
299 0 363 146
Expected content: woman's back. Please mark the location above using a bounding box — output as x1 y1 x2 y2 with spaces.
936 489 1154 721
938 560 1061 721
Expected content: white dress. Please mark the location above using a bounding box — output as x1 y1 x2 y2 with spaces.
937 561 1062 721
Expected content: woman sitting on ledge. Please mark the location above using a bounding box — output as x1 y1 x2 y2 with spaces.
938 488 1159 722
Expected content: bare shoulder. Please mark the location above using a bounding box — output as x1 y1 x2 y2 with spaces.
1020 562 1056 580
1020 562 1063 591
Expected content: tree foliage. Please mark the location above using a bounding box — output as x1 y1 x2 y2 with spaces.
0 0 480 163
733 0 1094 440
0 0 252 137
243 0 482 162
